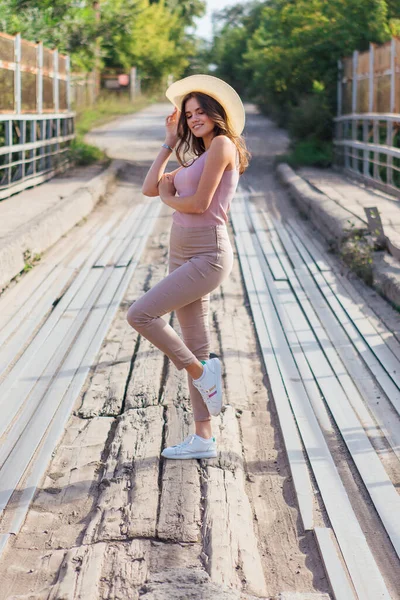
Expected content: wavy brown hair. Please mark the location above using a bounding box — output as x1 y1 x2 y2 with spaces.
175 92 250 175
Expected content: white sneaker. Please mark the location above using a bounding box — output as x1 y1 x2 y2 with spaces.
192 357 223 416
161 434 217 460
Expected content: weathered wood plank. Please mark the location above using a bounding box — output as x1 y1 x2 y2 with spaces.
157 362 201 543
47 541 150 600
83 407 163 543
203 463 268 596
1 416 113 549
124 265 168 411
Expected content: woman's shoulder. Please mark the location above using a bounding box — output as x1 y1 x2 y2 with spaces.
210 135 236 150
208 136 237 161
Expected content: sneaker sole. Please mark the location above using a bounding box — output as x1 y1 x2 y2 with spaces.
206 358 223 417
161 450 217 460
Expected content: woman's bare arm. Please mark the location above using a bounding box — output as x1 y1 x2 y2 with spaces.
158 136 235 213
142 146 176 197
142 108 180 197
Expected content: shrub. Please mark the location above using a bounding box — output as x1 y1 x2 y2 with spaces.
278 140 333 168
288 88 333 143
68 136 105 166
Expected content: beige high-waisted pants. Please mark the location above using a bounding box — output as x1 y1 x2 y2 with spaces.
127 222 234 422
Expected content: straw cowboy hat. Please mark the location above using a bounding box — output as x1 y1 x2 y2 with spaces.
166 74 245 136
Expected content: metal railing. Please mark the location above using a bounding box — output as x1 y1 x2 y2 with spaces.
0 32 75 199
335 38 400 195
0 114 74 200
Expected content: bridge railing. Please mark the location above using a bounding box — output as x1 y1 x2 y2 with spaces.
0 32 75 199
335 38 400 196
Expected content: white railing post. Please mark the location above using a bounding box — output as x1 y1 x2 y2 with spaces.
15 33 21 114
387 38 396 184
130 67 137 102
337 59 343 117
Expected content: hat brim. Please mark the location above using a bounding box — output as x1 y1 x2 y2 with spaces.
166 74 245 136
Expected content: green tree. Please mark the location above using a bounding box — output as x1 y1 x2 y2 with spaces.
212 0 393 140
0 0 206 85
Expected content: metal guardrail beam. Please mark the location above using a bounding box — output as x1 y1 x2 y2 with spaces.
0 114 75 200
335 39 400 195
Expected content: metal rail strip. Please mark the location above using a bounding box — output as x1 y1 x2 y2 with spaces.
0 199 160 556
250 207 400 560
287 218 400 363
314 528 357 600
230 200 315 532
0 236 110 404
286 223 400 384
0 211 125 391
264 213 400 464
93 204 143 267
0 210 122 336
0 268 109 510
324 270 400 383
231 196 391 600
0 209 113 329
312 269 400 417
117 201 159 267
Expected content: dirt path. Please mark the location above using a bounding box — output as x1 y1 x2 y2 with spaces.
0 104 399 599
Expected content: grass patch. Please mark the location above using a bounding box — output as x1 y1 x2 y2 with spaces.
22 250 42 272
75 92 156 137
70 92 158 166
68 137 105 166
277 140 333 169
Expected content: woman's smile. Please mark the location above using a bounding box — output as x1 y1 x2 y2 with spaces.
185 97 215 139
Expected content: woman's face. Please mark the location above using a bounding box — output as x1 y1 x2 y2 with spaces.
184 97 215 138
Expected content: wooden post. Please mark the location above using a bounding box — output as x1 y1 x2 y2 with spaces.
66 55 71 112
37 42 43 114
15 33 21 114
390 38 396 113
53 49 59 113
369 43 374 113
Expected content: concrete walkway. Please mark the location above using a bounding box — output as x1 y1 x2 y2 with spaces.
299 167 400 259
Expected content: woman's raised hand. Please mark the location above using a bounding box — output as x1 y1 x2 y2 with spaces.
165 108 180 148
158 173 176 199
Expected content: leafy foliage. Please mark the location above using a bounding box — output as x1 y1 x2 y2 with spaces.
211 0 395 164
0 0 206 87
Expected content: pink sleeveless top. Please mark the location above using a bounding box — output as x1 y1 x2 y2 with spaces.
172 151 239 227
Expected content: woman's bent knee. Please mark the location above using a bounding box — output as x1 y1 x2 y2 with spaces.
127 304 145 330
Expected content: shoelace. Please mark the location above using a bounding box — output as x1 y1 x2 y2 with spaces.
173 435 195 453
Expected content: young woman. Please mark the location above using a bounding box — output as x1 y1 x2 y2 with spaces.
127 74 250 459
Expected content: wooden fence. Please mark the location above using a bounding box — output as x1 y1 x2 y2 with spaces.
335 38 400 195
